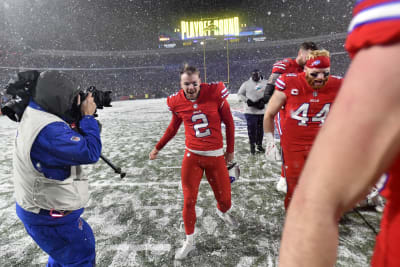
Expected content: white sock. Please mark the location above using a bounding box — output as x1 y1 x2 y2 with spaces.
186 233 194 244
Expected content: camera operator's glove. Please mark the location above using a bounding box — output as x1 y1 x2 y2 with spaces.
255 99 265 109
247 99 256 107
264 132 277 160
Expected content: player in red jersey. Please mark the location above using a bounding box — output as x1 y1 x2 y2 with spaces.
264 42 318 193
149 65 237 260
263 49 342 209
279 1 400 266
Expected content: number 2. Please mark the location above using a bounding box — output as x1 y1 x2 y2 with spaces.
192 113 211 137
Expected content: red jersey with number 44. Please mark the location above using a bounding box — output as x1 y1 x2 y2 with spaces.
167 82 229 151
346 1 400 266
275 72 342 151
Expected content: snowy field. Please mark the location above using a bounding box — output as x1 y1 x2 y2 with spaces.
0 94 381 266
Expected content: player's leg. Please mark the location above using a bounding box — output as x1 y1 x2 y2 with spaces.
282 148 307 210
176 151 204 260
204 156 238 228
181 151 204 235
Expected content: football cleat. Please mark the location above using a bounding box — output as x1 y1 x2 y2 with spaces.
276 176 287 193
228 162 240 183
216 208 239 229
175 236 195 260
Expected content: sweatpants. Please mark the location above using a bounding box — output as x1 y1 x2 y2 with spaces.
16 203 96 267
244 113 264 145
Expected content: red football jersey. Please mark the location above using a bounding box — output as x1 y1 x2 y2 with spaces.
346 1 400 266
272 58 303 74
275 72 342 151
166 82 230 152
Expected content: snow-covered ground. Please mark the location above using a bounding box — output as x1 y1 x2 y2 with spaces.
0 94 379 266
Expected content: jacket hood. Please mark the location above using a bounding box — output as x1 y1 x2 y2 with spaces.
33 71 80 119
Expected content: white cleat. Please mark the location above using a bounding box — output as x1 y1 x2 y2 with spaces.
216 208 239 229
276 176 287 193
175 240 195 260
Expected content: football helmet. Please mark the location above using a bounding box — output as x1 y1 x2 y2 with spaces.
228 162 240 183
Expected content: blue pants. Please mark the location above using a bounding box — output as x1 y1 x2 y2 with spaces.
16 204 95 267
244 113 264 145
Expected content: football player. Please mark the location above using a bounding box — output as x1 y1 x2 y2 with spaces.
149 65 237 260
263 49 342 209
279 1 400 266
264 42 318 193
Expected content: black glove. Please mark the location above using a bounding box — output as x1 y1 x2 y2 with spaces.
247 99 256 107
255 99 265 109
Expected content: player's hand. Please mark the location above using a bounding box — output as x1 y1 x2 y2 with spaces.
149 148 159 160
225 152 234 164
264 132 276 160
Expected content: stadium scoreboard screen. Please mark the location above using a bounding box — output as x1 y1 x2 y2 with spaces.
158 16 264 48
180 17 240 39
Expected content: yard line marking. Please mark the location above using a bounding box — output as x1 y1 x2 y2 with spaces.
93 177 278 188
112 243 172 252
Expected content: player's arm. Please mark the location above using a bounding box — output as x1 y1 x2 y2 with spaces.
219 99 235 163
279 43 400 266
149 112 182 160
263 89 286 134
264 72 282 102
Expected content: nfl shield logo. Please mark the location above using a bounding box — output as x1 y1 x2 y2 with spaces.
193 104 198 109
71 136 81 142
313 91 318 97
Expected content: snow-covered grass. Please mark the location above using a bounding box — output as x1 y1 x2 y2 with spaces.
0 95 379 266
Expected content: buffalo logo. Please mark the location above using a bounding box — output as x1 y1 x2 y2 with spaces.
291 89 299 95
71 136 81 142
311 60 321 67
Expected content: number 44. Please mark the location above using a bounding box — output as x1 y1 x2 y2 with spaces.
290 103 331 126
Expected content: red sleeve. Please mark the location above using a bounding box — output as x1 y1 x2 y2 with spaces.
155 112 182 151
345 1 400 58
219 99 235 153
272 59 289 74
274 74 287 92
216 82 229 106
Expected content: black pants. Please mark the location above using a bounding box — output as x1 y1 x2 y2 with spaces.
244 113 264 145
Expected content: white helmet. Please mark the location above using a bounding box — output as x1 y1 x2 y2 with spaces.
228 162 240 183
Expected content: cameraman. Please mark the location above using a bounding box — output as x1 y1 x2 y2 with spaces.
238 69 268 154
13 71 101 266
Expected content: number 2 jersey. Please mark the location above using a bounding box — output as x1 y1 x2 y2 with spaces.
345 1 400 266
156 82 234 155
275 72 342 151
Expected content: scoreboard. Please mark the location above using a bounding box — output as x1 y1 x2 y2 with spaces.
180 17 240 39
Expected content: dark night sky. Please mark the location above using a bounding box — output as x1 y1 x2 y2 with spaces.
0 0 356 51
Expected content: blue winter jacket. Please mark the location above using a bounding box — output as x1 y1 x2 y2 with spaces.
29 100 102 181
